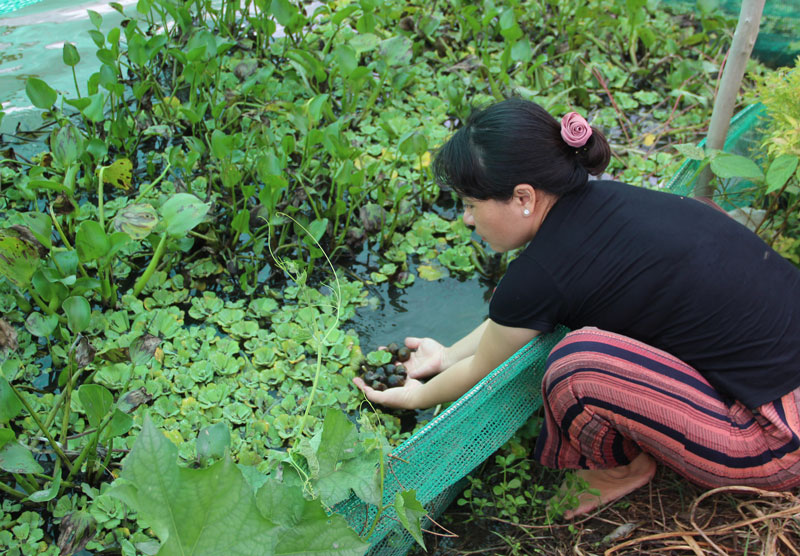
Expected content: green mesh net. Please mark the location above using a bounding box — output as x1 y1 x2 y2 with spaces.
665 103 767 207
334 327 569 555
662 0 800 67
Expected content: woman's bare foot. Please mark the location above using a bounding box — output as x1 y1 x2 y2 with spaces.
557 452 657 519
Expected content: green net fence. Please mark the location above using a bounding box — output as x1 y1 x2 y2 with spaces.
334 327 569 555
662 0 800 67
665 102 767 206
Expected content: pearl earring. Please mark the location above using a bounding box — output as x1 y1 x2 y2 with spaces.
523 209 530 216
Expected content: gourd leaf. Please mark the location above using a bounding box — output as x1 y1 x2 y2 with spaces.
196 422 230 464
110 416 280 556
395 490 427 550
311 409 381 507
255 480 369 556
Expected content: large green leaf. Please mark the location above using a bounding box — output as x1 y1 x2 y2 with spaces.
765 154 799 194
24 312 59 338
21 212 52 250
76 220 110 262
395 490 426 550
0 441 44 474
78 384 114 428
110 416 280 556
196 422 230 464
63 296 91 333
63 42 81 66
255 481 369 556
378 35 413 67
710 153 763 180
303 409 382 507
160 193 209 237
0 375 22 424
0 230 41 289
26 77 57 109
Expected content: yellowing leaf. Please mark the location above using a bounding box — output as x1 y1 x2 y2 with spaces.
643 133 656 147
417 264 445 281
162 429 183 445
419 151 432 168
101 158 133 190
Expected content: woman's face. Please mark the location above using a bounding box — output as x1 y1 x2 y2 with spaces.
462 196 535 253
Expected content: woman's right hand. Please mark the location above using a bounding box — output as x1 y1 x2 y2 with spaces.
403 337 448 379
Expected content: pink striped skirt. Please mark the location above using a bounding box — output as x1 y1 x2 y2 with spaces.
534 328 800 490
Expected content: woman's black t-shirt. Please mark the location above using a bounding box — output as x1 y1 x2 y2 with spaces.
489 180 800 409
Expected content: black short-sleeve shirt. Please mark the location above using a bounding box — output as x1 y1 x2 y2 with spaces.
489 180 800 409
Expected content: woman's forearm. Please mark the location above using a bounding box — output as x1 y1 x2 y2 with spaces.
414 355 483 408
443 319 490 368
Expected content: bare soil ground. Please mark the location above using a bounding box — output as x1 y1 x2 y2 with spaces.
410 465 800 555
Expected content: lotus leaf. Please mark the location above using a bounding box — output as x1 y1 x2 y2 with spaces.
439 245 474 273
171 374 196 394
188 361 214 383
279 339 305 362
223 402 252 425
252 345 277 367
197 383 228 408
213 307 246 328
188 258 222 279
228 320 259 338
247 298 279 318
210 352 244 376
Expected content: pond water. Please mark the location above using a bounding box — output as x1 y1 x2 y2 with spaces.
0 0 139 136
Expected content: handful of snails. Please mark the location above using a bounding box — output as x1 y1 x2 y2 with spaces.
360 341 413 391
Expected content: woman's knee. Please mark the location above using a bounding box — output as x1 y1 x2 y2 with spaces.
543 328 608 393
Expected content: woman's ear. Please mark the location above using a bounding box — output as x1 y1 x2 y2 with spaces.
512 183 536 213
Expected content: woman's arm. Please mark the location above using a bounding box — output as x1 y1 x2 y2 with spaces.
354 320 539 409
404 319 491 379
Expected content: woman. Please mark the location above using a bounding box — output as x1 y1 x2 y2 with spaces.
353 98 800 518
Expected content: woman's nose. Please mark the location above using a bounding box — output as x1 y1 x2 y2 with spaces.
462 208 474 227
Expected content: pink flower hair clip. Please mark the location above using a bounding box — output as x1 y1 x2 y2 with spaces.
560 112 592 148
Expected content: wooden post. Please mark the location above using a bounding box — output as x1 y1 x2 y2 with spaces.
694 0 765 200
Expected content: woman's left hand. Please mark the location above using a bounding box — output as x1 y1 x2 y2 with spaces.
352 376 425 409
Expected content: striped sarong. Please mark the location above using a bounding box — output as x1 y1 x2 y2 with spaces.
534 328 800 490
